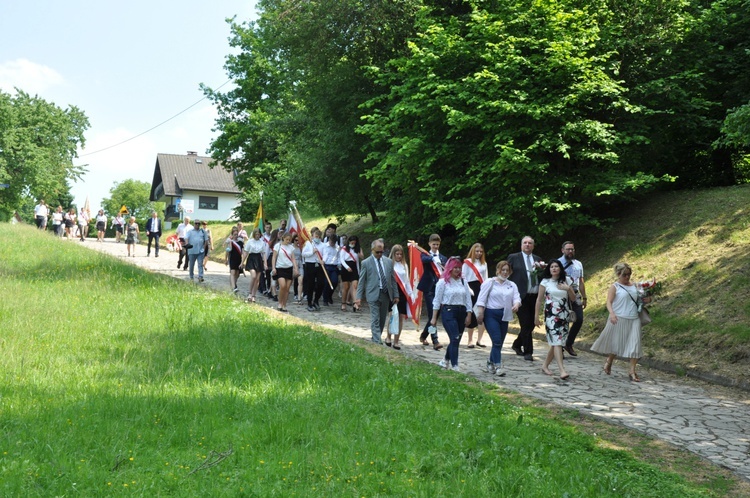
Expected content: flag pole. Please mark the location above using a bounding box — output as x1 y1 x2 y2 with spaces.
290 201 333 289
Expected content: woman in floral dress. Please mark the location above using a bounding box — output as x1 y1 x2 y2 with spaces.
534 260 577 380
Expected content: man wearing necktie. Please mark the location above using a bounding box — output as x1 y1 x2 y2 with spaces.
356 239 399 344
417 234 447 349
146 211 163 257
508 236 543 360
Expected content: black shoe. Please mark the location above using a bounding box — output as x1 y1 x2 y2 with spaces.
564 345 578 357
512 345 523 356
271 295 278 302
147 252 150 257
155 254 159 258
323 301 330 306
306 306 316 312
524 354 534 361
313 302 320 311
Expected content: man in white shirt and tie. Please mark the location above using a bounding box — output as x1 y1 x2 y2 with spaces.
508 236 543 361
356 239 399 344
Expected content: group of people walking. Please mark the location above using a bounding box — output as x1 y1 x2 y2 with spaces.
216 222 650 381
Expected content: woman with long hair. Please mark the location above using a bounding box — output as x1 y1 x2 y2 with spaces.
534 260 577 380
385 244 414 350
339 234 363 311
95 209 107 242
430 257 473 371
271 231 298 312
225 227 244 294
463 242 488 348
242 228 266 303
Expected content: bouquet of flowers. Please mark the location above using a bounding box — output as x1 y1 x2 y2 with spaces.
636 278 662 298
636 278 662 310
531 261 547 286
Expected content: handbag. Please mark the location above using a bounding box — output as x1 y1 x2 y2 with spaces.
639 307 652 326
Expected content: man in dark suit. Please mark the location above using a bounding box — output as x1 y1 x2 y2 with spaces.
508 236 543 361
356 239 399 344
417 234 447 350
145 211 162 257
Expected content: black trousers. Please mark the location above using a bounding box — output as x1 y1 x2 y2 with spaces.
304 262 325 306
419 288 440 344
566 301 584 348
512 293 538 355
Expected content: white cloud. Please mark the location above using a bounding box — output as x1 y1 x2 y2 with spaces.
0 58 65 95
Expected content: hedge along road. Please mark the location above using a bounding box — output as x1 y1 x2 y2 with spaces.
86 237 750 482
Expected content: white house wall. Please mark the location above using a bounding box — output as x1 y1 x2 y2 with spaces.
177 191 240 221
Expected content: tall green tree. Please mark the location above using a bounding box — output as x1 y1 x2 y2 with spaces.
101 179 157 219
204 0 421 221
359 1 670 250
0 90 88 217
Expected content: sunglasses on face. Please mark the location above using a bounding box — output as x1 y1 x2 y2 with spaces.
373 250 383 255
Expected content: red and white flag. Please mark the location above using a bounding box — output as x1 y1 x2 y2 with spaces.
287 209 298 237
407 242 424 328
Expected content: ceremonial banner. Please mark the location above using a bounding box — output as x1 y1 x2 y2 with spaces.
252 192 264 231
408 242 424 328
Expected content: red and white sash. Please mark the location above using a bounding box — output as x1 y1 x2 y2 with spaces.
463 259 484 283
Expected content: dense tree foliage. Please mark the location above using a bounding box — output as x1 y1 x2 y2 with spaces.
204 0 422 221
101 179 158 219
207 0 749 251
0 90 88 217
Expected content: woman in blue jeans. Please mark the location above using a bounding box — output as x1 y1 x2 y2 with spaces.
475 261 521 377
430 257 473 372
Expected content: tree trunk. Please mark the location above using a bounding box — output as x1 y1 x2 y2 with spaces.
364 195 379 224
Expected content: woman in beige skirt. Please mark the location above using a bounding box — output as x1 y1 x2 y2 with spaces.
591 262 649 382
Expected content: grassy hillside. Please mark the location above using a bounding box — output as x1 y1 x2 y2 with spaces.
575 185 750 385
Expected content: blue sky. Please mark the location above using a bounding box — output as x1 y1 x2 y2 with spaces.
0 0 257 210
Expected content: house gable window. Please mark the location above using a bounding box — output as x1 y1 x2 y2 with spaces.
199 196 219 210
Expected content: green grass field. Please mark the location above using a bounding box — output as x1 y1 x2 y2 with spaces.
1 223 745 496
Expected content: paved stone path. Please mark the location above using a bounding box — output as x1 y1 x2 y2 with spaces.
86 239 750 481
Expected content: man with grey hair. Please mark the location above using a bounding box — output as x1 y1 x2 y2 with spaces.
508 236 543 361
356 239 399 344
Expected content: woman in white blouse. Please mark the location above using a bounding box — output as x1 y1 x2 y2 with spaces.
271 231 299 312
430 257 473 372
462 243 489 348
242 228 266 303
386 244 414 350
476 261 521 377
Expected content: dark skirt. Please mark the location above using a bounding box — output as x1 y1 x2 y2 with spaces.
96 221 106 231
468 280 481 328
340 262 359 282
276 266 294 281
245 252 264 272
396 285 408 315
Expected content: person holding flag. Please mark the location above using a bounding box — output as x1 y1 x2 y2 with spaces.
301 227 326 311
416 234 446 350
113 207 127 243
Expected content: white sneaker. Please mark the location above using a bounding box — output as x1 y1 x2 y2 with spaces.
451 365 461 372
438 359 448 369
486 363 496 374
495 367 506 377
